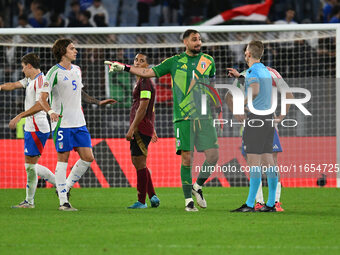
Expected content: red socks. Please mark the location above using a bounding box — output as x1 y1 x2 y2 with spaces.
137 168 147 204
146 168 156 199
137 168 156 204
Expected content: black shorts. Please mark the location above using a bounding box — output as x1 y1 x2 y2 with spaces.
130 131 152 157
243 113 274 154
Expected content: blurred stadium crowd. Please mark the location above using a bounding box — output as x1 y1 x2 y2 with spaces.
0 0 339 28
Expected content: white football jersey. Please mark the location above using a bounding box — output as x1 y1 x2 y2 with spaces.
266 66 290 92
43 64 86 130
19 73 50 133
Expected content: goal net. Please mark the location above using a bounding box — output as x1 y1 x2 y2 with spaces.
0 25 338 189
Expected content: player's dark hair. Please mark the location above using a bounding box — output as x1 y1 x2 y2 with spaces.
135 52 149 63
182 29 200 40
21 53 40 69
52 38 73 63
247 40 264 60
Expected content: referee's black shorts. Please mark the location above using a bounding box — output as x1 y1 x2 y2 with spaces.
130 131 152 157
243 113 274 154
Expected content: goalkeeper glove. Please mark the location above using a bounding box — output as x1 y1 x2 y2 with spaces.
104 61 131 73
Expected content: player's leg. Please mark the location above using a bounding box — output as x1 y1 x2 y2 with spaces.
260 153 277 212
25 155 40 204
175 120 197 211
272 129 284 211
181 150 197 211
191 147 218 209
36 164 55 185
66 126 93 192
231 117 264 212
193 119 219 208
12 131 49 208
12 155 40 208
257 124 277 212
245 154 262 207
273 152 284 211
53 127 77 211
66 147 93 191
133 132 158 206
129 155 148 209
255 153 266 210
146 168 160 208
255 180 265 210
128 132 159 209
56 151 71 206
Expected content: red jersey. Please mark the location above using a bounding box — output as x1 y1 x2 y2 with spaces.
130 78 156 137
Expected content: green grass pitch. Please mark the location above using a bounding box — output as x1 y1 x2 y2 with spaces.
0 187 339 255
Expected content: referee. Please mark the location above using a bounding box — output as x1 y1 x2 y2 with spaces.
231 40 278 212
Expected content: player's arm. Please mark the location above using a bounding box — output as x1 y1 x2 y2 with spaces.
227 68 241 78
249 82 260 98
81 90 117 106
126 99 150 141
105 56 174 79
225 89 246 122
243 82 259 108
244 70 260 106
39 92 61 122
0 81 24 91
129 66 156 78
9 102 43 130
224 91 233 113
151 129 158 143
104 61 156 78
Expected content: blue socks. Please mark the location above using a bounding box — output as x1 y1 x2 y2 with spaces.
246 166 262 208
266 166 278 207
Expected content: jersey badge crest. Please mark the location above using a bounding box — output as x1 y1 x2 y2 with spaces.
196 56 211 75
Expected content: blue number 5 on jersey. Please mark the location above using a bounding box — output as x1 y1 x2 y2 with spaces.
72 80 77 90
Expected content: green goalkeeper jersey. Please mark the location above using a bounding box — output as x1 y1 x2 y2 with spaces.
152 52 216 122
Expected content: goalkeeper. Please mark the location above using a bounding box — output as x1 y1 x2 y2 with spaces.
105 29 219 212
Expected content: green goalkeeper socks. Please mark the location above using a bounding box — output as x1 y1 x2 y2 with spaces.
181 165 192 199
196 160 215 186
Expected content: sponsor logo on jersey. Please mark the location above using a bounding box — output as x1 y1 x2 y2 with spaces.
63 76 69 81
273 144 279 149
24 148 28 153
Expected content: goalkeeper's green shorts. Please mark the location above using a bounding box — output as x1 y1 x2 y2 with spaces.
174 119 219 155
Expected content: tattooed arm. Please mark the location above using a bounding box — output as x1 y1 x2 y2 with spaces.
82 90 117 106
